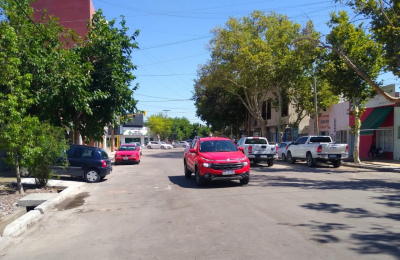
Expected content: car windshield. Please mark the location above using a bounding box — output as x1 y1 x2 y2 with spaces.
245 138 267 144
199 140 238 152
118 146 136 151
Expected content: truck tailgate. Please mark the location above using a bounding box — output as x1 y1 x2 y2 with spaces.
247 144 275 154
322 144 347 154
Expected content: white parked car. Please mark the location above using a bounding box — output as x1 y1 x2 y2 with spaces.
160 142 173 149
236 137 278 166
134 142 142 155
278 142 292 162
174 141 188 148
286 136 348 168
147 141 161 149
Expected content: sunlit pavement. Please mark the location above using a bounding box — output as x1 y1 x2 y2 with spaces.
1 148 400 260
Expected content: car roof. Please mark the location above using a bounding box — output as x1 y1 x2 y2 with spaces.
197 137 231 141
244 137 267 139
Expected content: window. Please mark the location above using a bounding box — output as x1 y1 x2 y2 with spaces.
268 132 275 142
191 140 197 149
118 146 137 151
267 100 271 120
73 147 94 158
199 140 238 152
99 149 109 159
262 101 267 120
398 126 400 139
309 137 332 143
377 129 393 152
335 130 348 144
281 105 288 117
245 138 267 144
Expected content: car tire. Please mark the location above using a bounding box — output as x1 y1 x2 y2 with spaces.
137 160 140 164
306 153 316 167
267 160 274 167
282 154 286 162
184 161 191 178
115 161 118 165
84 169 100 183
287 152 295 164
147 146 151 149
240 177 250 185
195 167 205 187
332 160 341 168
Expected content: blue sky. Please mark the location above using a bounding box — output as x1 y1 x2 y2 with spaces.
92 0 399 124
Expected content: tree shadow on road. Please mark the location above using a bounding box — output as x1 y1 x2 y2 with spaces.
144 150 183 159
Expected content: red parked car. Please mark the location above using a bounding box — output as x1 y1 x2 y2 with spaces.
115 144 141 165
184 137 250 186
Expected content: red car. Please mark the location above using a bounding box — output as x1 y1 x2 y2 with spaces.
184 137 250 186
115 144 141 165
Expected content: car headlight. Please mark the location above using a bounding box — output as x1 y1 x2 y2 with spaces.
116 154 121 157
243 162 248 166
132 155 136 158
203 163 212 168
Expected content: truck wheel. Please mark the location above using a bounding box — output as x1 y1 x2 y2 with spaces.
147 146 151 149
281 154 286 162
332 160 342 168
306 153 316 167
267 160 274 167
240 177 250 185
287 152 295 164
195 167 205 187
184 161 192 178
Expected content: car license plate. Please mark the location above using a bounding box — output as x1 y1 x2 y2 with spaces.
328 155 337 158
123 157 128 160
261 155 268 158
222 170 235 175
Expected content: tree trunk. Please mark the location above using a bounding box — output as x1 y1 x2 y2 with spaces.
353 105 361 164
14 152 24 195
278 91 283 142
260 118 267 137
73 119 80 145
111 127 115 152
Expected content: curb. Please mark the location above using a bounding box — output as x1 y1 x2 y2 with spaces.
342 162 400 173
2 210 42 237
1 182 85 238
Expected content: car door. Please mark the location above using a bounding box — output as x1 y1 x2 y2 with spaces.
186 140 197 170
69 147 96 177
297 137 308 157
290 137 302 157
51 146 72 176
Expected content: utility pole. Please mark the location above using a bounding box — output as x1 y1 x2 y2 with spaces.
162 110 170 118
111 127 115 152
313 76 319 135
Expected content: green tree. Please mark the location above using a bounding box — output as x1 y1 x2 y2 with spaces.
190 123 211 138
319 11 383 163
169 117 192 141
145 113 172 141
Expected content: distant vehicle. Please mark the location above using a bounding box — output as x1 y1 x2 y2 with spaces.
161 142 173 149
183 137 250 186
278 142 292 162
115 144 141 165
186 139 193 144
174 141 188 148
286 136 348 168
236 137 277 166
51 144 112 183
134 142 142 155
147 141 161 149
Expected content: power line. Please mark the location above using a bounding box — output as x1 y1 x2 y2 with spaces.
138 35 211 50
135 74 196 76
12 0 47 38
140 52 208 66
135 93 191 99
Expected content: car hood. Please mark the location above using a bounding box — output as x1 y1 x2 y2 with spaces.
200 151 246 161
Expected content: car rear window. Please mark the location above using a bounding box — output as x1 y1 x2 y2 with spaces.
119 146 137 151
245 138 268 144
309 137 332 143
99 149 109 159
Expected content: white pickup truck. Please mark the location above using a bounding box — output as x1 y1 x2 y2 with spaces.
286 136 348 168
237 137 277 166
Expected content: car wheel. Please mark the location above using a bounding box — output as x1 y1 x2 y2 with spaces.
240 177 250 185
306 153 316 167
147 146 151 149
20 167 30 177
287 152 295 164
195 167 205 187
137 160 140 164
267 160 274 167
84 169 100 183
115 161 118 165
184 161 192 178
168 146 172 149
282 154 286 162
332 160 342 168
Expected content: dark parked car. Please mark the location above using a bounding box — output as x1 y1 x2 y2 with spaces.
52 144 112 183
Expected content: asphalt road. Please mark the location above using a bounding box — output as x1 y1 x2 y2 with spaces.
1 149 400 260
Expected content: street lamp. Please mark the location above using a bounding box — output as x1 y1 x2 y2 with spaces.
162 110 171 118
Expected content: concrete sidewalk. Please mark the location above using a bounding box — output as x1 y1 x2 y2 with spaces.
343 158 400 172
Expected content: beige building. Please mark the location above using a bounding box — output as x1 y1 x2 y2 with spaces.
244 93 310 143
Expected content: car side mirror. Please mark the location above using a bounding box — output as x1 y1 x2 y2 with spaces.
189 148 196 153
238 147 244 151
115 149 118 151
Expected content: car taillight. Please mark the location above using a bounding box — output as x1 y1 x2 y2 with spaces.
316 145 322 153
248 146 253 154
276 146 278 154
101 159 107 168
346 145 349 153
286 145 289 150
